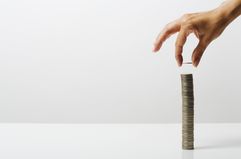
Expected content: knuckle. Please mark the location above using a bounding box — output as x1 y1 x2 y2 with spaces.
199 42 207 50
193 50 201 59
175 41 181 47
181 23 191 30
164 23 172 30
194 53 201 60
192 55 200 62
181 14 190 20
193 49 203 61
175 54 181 58
175 44 183 53
175 54 182 61
180 14 194 26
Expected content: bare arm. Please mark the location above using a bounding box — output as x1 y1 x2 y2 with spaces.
153 0 241 67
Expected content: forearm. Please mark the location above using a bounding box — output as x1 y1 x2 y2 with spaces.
217 0 241 25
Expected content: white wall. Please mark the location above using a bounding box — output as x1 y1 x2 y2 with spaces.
0 0 240 123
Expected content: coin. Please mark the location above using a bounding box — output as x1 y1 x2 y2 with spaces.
181 74 194 150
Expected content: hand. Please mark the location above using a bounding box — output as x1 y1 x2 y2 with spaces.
153 8 231 67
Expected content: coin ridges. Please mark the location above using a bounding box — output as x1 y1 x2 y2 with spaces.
181 74 194 150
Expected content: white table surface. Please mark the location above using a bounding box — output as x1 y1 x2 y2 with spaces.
0 124 240 159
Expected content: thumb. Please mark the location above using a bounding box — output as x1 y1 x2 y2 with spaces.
192 40 208 67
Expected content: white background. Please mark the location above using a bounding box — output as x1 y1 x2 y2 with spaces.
0 124 240 159
0 0 240 123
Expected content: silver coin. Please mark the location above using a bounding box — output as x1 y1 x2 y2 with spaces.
181 74 194 150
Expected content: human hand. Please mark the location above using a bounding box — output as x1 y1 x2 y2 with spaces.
153 0 241 67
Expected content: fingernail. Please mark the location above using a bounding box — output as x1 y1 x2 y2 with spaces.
177 62 181 67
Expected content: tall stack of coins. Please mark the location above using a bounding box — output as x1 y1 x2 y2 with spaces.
181 74 194 150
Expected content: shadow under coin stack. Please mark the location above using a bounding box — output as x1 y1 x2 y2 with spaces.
181 74 194 150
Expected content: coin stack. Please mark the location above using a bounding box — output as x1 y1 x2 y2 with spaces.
181 74 194 150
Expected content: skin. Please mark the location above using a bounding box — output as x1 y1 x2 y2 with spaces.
153 0 241 67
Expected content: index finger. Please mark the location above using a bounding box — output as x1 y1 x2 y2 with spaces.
153 20 181 52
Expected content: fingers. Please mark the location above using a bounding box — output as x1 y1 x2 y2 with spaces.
153 14 209 67
192 40 208 67
175 26 191 66
153 21 180 52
